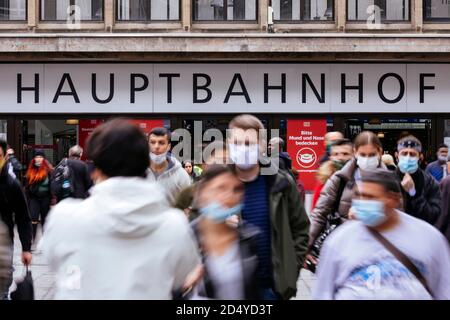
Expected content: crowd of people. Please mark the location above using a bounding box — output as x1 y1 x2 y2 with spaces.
0 114 449 300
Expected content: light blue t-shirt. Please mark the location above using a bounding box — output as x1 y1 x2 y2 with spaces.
313 210 450 300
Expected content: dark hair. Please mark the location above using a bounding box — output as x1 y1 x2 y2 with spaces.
86 119 149 178
397 135 422 152
437 143 448 151
331 138 353 148
149 127 171 143
0 140 7 156
195 164 237 196
360 169 401 194
354 131 383 152
183 160 193 167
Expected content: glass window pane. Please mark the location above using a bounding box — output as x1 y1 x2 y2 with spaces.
0 0 26 21
116 0 179 21
193 0 257 21
273 0 334 21
424 0 450 21
0 119 6 141
347 0 410 22
41 0 103 21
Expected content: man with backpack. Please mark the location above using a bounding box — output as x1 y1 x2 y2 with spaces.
51 145 92 203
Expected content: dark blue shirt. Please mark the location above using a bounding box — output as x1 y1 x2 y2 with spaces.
242 175 272 286
425 160 447 182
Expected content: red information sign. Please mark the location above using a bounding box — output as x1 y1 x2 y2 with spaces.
78 119 104 160
128 119 165 135
287 119 327 191
78 119 165 160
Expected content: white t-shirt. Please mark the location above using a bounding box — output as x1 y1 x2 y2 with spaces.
313 210 450 300
204 241 245 300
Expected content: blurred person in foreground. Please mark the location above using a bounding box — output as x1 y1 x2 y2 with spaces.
0 222 12 298
0 140 32 299
228 114 309 300
313 169 450 300
395 135 441 225
189 164 260 299
175 140 229 221
42 119 200 299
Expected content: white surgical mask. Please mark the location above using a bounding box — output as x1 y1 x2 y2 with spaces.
150 152 167 165
356 155 379 171
229 143 259 170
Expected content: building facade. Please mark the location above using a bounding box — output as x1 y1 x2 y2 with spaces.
1 0 450 181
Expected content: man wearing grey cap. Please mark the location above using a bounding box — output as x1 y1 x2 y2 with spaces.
394 135 441 225
313 169 450 300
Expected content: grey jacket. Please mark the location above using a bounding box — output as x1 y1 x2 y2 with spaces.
146 155 191 205
309 158 386 248
0 221 12 295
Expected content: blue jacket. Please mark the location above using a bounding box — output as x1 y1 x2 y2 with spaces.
425 160 447 182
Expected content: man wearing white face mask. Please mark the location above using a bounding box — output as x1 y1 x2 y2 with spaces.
313 169 450 300
227 114 310 300
395 135 441 225
146 127 191 205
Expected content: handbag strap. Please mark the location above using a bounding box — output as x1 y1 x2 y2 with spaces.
367 227 434 299
331 176 347 219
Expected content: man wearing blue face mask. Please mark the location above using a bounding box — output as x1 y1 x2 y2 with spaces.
395 135 441 225
313 169 450 300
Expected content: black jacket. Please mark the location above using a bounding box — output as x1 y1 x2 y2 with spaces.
67 159 92 199
0 167 32 252
191 220 261 300
396 168 442 225
436 176 450 243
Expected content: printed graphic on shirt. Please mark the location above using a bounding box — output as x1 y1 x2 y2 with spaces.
342 253 431 299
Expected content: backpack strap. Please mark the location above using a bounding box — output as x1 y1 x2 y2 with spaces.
367 227 434 299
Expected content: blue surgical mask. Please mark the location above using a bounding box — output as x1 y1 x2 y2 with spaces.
199 202 243 224
398 156 419 174
352 199 387 227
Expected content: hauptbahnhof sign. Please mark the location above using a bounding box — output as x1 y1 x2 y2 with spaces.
0 63 448 114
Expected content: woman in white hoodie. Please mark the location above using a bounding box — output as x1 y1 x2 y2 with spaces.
42 119 200 300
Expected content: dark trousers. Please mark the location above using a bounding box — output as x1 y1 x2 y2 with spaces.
28 196 51 227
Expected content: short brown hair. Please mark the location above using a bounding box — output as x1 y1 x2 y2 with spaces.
229 114 264 131
354 131 383 152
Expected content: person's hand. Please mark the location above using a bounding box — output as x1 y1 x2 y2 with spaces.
21 251 32 266
182 264 204 292
401 173 415 193
348 207 357 220
303 254 318 269
225 215 240 228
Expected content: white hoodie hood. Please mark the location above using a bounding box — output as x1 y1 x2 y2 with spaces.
42 177 200 300
86 177 170 237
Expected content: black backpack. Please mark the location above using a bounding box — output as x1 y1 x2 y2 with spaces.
50 158 74 202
